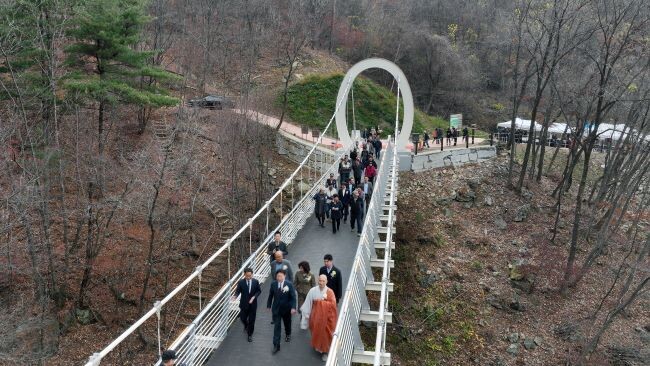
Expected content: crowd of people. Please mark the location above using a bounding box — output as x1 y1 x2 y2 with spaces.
229 230 344 362
159 133 386 364
418 126 470 149
314 137 381 236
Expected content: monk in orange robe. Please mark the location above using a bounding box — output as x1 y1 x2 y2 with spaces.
300 274 338 361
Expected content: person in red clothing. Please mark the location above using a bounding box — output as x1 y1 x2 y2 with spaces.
364 163 377 184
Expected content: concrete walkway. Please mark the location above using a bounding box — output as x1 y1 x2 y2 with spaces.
206 215 359 366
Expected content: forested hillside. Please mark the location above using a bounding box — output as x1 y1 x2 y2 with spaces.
0 0 648 365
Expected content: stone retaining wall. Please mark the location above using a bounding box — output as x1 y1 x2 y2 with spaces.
276 131 496 172
410 146 496 172
276 131 336 172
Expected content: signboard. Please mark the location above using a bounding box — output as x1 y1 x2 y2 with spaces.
450 114 463 129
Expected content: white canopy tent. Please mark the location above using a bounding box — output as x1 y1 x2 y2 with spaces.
497 118 543 132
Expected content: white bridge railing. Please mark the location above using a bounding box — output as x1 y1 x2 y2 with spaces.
85 77 353 366
326 137 398 366
161 155 344 365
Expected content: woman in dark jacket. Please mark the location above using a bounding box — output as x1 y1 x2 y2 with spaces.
313 188 327 227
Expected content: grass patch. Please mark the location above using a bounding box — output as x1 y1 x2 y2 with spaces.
280 73 448 135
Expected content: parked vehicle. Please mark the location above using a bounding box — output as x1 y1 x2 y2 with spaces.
187 95 234 110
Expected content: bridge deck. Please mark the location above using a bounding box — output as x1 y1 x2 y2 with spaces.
206 215 359 366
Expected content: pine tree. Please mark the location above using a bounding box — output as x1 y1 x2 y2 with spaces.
64 0 179 153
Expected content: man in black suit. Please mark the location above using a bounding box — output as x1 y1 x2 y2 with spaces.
319 254 343 303
266 269 297 354
266 231 288 262
233 268 262 342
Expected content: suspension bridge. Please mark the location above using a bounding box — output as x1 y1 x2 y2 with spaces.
84 58 412 366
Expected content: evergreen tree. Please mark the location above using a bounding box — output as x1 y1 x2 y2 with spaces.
64 0 179 153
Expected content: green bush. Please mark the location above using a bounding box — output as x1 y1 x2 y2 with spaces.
280 74 447 135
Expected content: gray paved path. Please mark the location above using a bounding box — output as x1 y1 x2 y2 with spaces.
206 215 359 366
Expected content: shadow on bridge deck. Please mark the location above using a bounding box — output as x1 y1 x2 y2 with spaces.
206 215 359 366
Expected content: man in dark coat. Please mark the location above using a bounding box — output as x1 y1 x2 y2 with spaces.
266 231 288 262
267 269 297 354
319 254 343 303
234 268 262 342
351 157 363 186
373 138 382 159
338 182 351 223
329 194 343 233
350 191 364 235
313 188 327 227
325 173 337 189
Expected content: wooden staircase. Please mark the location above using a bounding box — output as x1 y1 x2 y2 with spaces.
180 203 236 327
152 119 174 155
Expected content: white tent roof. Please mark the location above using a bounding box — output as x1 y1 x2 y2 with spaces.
547 123 568 134
497 118 543 132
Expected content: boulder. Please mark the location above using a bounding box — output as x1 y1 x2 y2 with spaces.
467 177 481 190
494 216 508 230
455 187 475 202
506 343 519 356
509 298 526 312
514 204 531 222
511 277 535 294
521 188 533 200
523 338 537 350
76 308 95 325
484 195 494 206
508 332 520 343
419 273 439 288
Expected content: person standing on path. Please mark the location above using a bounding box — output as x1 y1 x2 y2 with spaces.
329 194 343 233
294 261 315 311
364 161 377 185
424 131 430 148
300 274 338 362
325 184 336 220
270 251 293 281
267 270 297 354
266 231 288 262
446 128 452 145
361 144 369 166
350 191 364 236
233 268 262 342
313 188 327 227
373 138 382 159
362 176 373 213
351 156 363 186
338 155 352 186
452 127 458 146
319 254 343 304
325 173 337 190
338 182 351 223
350 147 358 162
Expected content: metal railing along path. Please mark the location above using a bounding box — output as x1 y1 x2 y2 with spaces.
84 76 354 366
326 80 401 366
325 138 398 366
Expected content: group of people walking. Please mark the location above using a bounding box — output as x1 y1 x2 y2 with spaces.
420 126 469 148
232 231 343 361
313 143 379 235
159 136 383 365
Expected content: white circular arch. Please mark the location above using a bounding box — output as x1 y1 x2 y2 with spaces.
335 58 414 150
